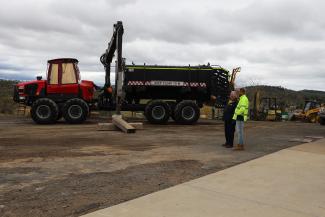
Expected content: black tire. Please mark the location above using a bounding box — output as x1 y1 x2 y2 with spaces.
30 98 59 124
174 100 200 124
145 100 171 124
320 117 325 125
62 98 89 124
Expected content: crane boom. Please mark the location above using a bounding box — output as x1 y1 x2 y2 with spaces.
100 21 124 88
100 21 124 114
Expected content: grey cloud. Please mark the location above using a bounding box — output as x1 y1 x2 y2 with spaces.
0 71 35 80
0 63 25 71
0 0 324 91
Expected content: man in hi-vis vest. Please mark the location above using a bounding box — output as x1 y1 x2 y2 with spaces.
232 88 249 150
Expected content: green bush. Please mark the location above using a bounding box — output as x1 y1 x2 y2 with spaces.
0 80 18 114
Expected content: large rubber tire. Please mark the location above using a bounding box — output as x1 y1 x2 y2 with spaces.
145 100 171 124
174 100 200 124
320 117 325 125
30 98 59 124
62 98 89 124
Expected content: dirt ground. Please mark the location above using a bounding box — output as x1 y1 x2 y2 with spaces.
0 116 324 217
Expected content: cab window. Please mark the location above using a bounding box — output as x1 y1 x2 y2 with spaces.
62 63 77 84
49 64 59 84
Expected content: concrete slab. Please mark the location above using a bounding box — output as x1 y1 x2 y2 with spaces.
85 185 309 217
82 139 325 217
187 149 325 217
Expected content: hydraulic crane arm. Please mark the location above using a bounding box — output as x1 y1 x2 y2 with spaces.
100 21 124 88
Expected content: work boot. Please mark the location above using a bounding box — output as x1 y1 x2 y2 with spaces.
233 144 244 151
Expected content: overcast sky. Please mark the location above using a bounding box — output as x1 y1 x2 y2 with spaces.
0 0 324 90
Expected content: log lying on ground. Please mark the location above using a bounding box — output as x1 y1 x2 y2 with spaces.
112 115 136 133
97 122 143 131
98 115 143 133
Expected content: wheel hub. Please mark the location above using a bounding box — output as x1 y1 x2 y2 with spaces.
152 106 166 120
36 105 51 119
182 106 195 120
68 105 83 119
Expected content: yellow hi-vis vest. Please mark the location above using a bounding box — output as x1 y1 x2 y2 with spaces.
233 95 249 121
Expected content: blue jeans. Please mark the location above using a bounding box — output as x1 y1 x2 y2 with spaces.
236 120 244 145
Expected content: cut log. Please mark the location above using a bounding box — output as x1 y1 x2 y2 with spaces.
98 122 143 131
112 115 136 133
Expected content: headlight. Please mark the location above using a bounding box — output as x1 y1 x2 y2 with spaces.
18 86 24 93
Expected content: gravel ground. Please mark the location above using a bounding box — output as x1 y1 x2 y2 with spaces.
0 116 324 217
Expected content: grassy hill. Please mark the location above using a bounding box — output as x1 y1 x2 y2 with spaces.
245 85 325 109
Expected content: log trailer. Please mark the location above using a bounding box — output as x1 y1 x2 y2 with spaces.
13 21 238 125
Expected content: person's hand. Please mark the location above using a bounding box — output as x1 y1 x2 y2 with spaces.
210 95 217 101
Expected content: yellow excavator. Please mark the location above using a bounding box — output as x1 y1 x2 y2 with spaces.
291 100 321 123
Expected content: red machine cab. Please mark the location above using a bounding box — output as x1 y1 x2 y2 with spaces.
46 58 94 102
14 58 95 124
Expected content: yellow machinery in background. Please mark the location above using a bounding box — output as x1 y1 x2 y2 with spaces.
252 91 282 121
292 101 321 123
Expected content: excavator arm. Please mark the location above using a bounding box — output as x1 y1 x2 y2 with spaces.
100 21 124 88
100 21 124 114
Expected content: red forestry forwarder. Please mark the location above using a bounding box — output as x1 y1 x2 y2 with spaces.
13 58 95 124
13 21 238 125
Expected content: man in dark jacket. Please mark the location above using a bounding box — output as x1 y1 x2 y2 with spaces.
222 91 238 148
